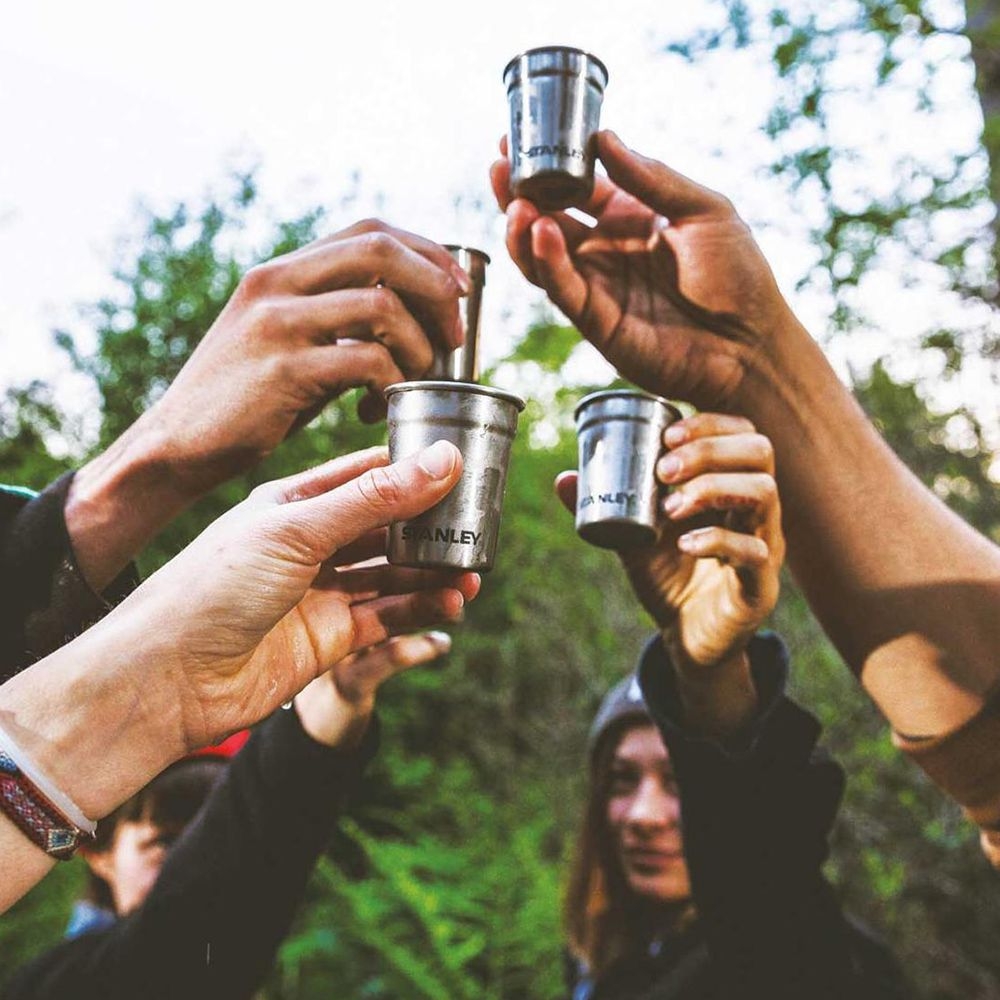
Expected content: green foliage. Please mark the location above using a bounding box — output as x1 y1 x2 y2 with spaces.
668 0 998 332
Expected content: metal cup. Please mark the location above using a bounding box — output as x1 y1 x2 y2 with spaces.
387 381 525 571
503 46 608 211
574 390 681 550
428 245 489 383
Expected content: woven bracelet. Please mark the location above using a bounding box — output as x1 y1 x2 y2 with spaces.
0 748 92 860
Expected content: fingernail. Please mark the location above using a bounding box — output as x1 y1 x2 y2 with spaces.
657 455 682 482
677 532 699 552
664 424 687 447
417 440 457 479
678 527 710 551
663 492 685 516
425 630 452 653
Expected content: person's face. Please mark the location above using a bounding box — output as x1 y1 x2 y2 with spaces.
86 820 179 915
605 723 691 903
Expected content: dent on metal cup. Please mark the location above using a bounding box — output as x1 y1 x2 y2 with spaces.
387 381 525 571
428 245 489 383
574 390 681 550
503 46 608 211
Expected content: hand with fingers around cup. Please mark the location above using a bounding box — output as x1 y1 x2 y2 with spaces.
65 219 472 596
125 441 479 753
556 413 783 740
0 439 478 910
491 132 796 415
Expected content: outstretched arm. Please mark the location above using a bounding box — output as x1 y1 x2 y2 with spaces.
499 134 1000 859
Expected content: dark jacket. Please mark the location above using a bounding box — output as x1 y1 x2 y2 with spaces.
0 474 137 683
4 706 378 1000
571 634 908 1000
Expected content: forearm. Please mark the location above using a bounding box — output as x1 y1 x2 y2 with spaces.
64 412 200 592
0 613 184 911
662 638 758 741
736 316 1000 736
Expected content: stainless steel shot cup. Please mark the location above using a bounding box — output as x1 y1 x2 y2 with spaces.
503 46 608 211
428 245 489 383
387 381 525 571
574 390 681 550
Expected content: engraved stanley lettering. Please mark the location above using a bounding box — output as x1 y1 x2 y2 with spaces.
581 492 637 507
401 525 482 546
520 143 585 160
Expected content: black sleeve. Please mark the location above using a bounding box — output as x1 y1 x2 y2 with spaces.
0 476 138 683
4 707 379 1000
638 632 907 1000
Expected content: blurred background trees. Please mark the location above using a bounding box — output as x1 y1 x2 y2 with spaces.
2 0 1000 996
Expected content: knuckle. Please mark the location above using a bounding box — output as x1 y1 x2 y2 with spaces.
356 464 405 509
250 298 288 339
750 433 773 465
758 474 778 502
361 229 398 263
713 191 738 216
355 217 390 235
240 261 280 297
368 284 399 315
248 481 276 503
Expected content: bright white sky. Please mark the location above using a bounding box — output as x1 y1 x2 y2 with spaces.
1 0 993 430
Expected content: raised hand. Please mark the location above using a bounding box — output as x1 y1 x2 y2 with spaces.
66 220 471 589
491 132 798 412
295 631 453 748
557 413 783 737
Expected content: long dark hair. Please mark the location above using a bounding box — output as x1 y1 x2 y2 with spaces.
564 717 693 980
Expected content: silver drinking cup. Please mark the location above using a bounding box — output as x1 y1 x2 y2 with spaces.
387 381 525 571
503 46 608 211
428 245 489 383
574 390 681 550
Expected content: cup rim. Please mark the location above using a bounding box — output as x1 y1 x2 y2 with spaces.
502 46 609 87
443 244 491 265
573 389 680 421
386 380 526 411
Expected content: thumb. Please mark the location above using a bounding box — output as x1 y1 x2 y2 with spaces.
554 471 578 515
275 441 463 562
596 131 733 222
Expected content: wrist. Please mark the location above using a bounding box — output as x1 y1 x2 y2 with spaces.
0 606 186 819
66 414 202 591
662 634 759 740
294 677 373 749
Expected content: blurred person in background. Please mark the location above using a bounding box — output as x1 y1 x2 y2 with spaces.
556 415 906 999
493 135 1000 867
